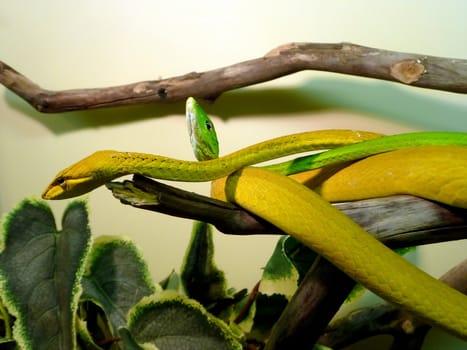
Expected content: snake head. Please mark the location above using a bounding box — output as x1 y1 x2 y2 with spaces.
42 172 97 200
186 97 219 161
42 151 118 200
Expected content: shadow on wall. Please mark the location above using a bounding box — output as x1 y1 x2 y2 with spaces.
4 76 467 134
297 78 467 131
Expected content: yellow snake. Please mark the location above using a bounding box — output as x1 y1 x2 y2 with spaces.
42 130 467 339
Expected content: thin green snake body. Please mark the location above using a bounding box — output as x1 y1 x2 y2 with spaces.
42 129 382 199
43 130 467 201
42 98 467 339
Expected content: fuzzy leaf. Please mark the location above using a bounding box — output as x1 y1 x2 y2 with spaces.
0 199 91 350
128 290 242 350
239 236 318 341
76 318 104 350
81 236 156 334
259 236 300 298
119 328 157 350
159 270 182 292
181 221 228 305
282 236 318 283
249 293 288 341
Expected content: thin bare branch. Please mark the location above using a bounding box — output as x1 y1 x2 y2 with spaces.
1 42 466 113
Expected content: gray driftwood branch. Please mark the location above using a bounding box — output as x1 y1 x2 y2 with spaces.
106 175 467 243
1 42 466 113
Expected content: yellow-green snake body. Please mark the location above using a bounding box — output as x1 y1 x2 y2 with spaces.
226 166 467 338
42 129 467 339
43 130 466 200
43 129 382 199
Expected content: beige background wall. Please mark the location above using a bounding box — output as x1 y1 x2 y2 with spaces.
1 1 466 348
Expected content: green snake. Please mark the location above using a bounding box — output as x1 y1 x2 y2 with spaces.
186 97 219 161
42 99 467 339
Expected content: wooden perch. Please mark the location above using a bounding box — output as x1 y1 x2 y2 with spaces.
1 42 466 113
106 175 467 244
106 175 280 235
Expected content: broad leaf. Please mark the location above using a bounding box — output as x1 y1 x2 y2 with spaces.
282 235 319 284
127 290 243 350
259 236 301 298
81 236 157 334
160 270 182 292
119 328 156 350
76 318 104 350
238 236 318 341
181 221 228 305
0 199 91 350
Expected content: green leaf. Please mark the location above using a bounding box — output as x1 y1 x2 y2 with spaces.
282 236 319 284
77 301 115 350
238 236 318 341
81 236 157 334
259 236 300 298
0 295 13 340
119 328 157 350
127 290 243 350
181 221 228 305
159 270 182 292
249 293 288 341
0 198 91 350
76 318 104 350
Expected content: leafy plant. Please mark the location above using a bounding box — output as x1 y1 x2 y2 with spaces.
0 199 255 350
0 195 329 350
0 199 90 350
0 197 459 350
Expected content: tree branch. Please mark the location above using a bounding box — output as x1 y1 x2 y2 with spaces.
106 175 280 235
106 175 467 243
1 42 466 113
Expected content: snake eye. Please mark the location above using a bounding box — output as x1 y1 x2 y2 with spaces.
55 176 67 188
205 121 213 131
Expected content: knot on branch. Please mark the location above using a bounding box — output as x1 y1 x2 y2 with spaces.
390 59 426 84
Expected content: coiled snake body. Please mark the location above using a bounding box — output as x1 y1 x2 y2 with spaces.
42 129 467 339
